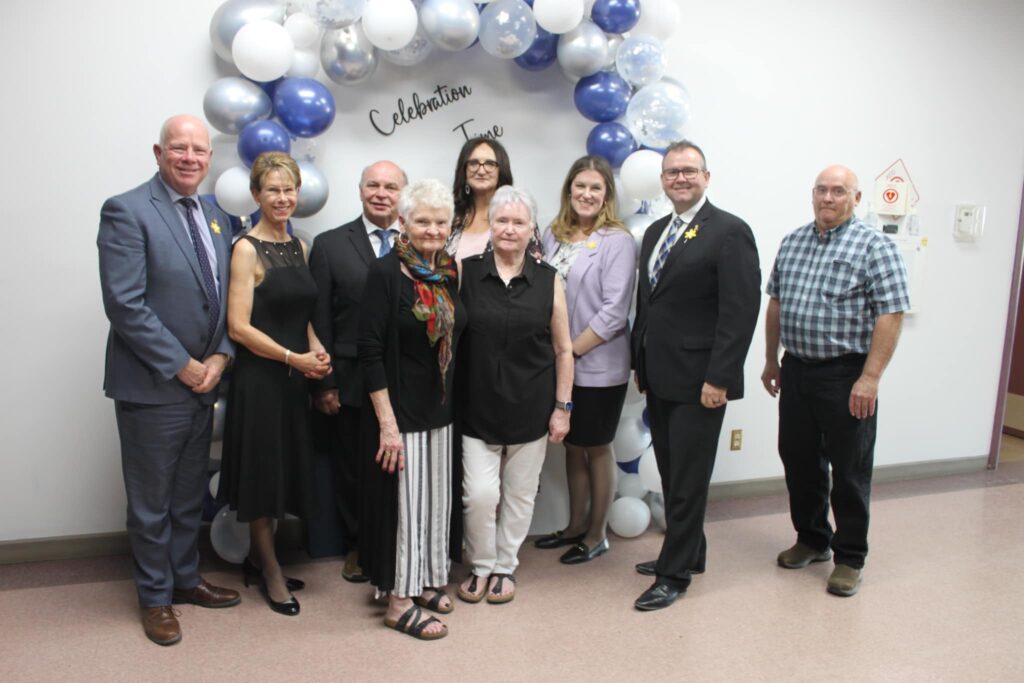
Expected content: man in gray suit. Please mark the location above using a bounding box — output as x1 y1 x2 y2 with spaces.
98 114 240 646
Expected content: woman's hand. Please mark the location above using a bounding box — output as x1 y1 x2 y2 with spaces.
288 350 331 379
376 420 405 473
548 408 570 443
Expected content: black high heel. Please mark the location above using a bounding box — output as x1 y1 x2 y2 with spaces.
257 575 300 617
242 557 305 592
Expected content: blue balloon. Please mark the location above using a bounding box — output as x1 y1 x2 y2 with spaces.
250 77 283 100
586 122 637 168
591 0 641 34
273 78 336 138
617 454 641 474
514 25 558 71
237 119 291 167
574 70 631 123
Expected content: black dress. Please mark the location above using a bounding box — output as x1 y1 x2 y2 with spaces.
219 236 317 523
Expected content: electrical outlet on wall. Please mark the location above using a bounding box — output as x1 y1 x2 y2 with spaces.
730 429 742 451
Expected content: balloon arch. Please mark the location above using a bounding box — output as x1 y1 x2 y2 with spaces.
205 0 682 560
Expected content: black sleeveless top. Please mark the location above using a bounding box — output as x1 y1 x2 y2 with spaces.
458 251 556 444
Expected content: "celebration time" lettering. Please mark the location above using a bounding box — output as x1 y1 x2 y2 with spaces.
369 84 473 136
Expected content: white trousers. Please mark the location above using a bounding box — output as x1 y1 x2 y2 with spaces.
462 433 548 577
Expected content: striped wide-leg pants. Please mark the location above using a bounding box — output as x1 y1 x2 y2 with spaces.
392 424 453 599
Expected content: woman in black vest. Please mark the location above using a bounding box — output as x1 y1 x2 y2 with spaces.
456 186 574 605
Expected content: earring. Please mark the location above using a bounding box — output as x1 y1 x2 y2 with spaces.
464 183 472 196
398 232 411 245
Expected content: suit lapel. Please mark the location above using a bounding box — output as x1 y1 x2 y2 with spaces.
348 218 375 265
651 202 717 298
639 214 671 301
566 230 602 315
149 177 206 290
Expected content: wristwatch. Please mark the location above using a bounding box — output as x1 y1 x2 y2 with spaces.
555 400 574 412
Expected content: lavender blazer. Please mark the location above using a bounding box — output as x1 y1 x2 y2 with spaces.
543 226 637 387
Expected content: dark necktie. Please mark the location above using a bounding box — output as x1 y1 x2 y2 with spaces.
649 216 685 288
374 228 397 257
178 198 220 340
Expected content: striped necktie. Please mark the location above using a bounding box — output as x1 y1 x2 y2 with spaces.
649 216 685 288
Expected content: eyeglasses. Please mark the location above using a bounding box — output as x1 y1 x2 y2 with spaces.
813 185 854 198
165 144 210 159
661 167 704 181
467 159 499 173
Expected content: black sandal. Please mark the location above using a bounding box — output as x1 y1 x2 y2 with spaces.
457 574 486 603
384 604 448 641
486 573 516 604
413 587 454 614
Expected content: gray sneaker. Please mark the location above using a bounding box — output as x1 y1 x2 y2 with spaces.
827 564 863 597
777 542 832 569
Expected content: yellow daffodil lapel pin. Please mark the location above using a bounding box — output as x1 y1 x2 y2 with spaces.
210 219 222 235
683 224 700 242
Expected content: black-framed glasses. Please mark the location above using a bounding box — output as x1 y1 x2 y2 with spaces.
662 167 704 181
467 159 500 172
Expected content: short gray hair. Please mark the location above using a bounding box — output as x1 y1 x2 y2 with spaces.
398 178 454 222
488 185 537 227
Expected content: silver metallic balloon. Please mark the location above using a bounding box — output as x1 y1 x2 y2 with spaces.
203 77 273 135
381 24 435 66
294 160 330 217
626 211 658 250
320 22 378 85
300 0 366 29
209 0 287 63
603 33 624 70
556 18 608 80
420 0 480 52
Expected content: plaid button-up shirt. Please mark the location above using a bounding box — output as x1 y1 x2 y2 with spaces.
766 217 910 360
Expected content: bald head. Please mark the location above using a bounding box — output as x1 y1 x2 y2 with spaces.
812 164 861 233
360 160 407 228
153 115 212 196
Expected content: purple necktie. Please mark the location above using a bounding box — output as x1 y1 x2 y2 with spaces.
178 198 220 340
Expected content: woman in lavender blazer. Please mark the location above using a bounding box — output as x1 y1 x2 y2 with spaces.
537 155 637 564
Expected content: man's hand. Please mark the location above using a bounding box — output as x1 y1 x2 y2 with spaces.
176 358 207 390
761 360 781 397
314 389 341 415
700 382 728 409
849 374 879 419
192 354 229 394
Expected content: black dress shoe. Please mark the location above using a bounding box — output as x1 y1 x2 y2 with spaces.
259 580 300 616
534 530 585 549
242 557 305 592
635 560 703 577
635 560 657 576
634 583 683 611
560 538 610 564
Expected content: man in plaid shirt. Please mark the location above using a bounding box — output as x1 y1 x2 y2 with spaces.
761 165 909 597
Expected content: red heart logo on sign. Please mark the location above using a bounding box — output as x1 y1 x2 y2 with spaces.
884 189 898 203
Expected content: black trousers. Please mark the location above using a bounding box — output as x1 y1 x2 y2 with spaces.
778 353 876 568
646 392 726 590
329 404 363 552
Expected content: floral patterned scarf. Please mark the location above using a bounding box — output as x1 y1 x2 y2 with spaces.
394 237 458 402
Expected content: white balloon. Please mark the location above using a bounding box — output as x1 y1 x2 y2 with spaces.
208 471 221 498
232 19 295 82
619 149 665 202
617 472 647 499
361 0 418 50
608 496 651 538
288 48 322 76
215 166 258 217
533 0 584 34
630 0 681 41
209 0 287 63
638 445 662 492
612 415 650 462
210 506 249 563
285 12 321 48
626 211 658 250
209 134 242 184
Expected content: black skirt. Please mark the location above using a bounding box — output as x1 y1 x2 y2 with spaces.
565 383 628 447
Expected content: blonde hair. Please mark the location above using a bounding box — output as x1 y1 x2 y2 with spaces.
250 152 301 192
549 155 624 242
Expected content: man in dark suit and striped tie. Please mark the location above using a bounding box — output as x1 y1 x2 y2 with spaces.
630 140 761 610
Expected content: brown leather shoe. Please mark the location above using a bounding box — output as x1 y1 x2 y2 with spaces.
141 606 181 646
342 551 369 583
172 579 241 608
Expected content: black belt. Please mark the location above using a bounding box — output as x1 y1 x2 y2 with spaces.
786 352 866 366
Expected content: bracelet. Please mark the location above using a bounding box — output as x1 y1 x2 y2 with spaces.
284 349 291 366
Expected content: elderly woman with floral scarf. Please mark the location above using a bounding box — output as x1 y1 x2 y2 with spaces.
357 178 467 641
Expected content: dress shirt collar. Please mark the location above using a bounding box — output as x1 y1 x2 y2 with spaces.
159 177 201 208
480 250 537 285
669 194 707 228
811 215 855 243
362 214 400 236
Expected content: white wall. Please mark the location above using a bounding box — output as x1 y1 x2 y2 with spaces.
1 0 1021 542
